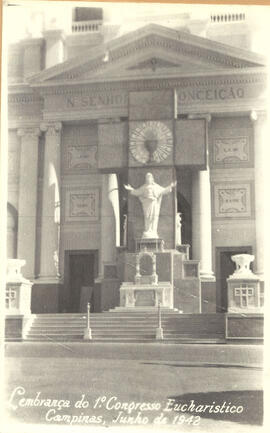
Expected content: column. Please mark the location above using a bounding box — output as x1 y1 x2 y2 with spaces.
98 173 118 278
190 113 214 281
192 168 215 281
108 173 120 247
17 127 41 279
250 110 266 279
38 122 62 283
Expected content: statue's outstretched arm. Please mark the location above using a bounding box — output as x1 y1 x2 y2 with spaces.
124 184 141 196
124 184 134 192
161 180 177 195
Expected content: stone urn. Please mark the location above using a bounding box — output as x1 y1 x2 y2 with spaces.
230 254 255 278
6 259 32 315
6 259 26 282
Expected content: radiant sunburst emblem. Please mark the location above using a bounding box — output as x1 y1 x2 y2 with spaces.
130 121 173 164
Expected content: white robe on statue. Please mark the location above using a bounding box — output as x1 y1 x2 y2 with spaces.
131 182 172 239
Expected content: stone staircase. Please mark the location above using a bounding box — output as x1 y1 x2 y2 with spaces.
23 311 226 343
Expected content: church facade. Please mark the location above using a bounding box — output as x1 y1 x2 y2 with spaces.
7 8 266 320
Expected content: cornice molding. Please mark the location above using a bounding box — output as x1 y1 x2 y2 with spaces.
8 119 42 130
8 93 43 105
187 113 211 123
30 71 266 96
17 126 41 137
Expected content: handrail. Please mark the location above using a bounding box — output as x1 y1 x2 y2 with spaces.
158 301 161 329
72 20 102 33
87 302 91 330
210 13 245 23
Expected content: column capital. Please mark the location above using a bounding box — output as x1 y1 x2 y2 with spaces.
250 110 267 123
17 126 41 138
40 121 62 136
187 113 211 123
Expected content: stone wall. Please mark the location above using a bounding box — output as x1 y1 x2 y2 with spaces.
209 116 256 273
60 123 101 276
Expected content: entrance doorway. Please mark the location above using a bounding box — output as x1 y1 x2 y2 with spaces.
177 193 192 249
216 246 252 313
64 250 98 313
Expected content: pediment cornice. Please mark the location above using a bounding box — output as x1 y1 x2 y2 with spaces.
28 23 266 87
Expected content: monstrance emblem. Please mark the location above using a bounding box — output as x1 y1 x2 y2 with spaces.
130 121 173 164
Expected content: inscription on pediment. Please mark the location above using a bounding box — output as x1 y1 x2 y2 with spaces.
177 86 244 104
66 93 127 109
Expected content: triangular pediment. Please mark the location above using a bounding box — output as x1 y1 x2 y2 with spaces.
29 23 266 86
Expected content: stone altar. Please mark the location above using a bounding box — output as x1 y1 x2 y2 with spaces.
119 250 173 308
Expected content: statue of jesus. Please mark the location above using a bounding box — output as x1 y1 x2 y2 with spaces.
124 173 177 239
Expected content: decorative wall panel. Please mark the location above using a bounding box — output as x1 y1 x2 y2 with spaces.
213 182 252 218
67 145 97 170
62 124 98 174
213 136 249 164
65 188 99 222
209 121 253 168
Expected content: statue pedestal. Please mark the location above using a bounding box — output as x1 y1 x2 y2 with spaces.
227 254 262 313
135 238 164 252
5 259 33 341
5 259 33 316
227 277 262 313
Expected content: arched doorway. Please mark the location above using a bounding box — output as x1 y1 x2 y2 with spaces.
7 203 18 258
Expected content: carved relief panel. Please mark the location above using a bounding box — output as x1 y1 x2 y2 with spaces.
67 145 97 170
62 124 98 174
213 182 253 219
210 121 253 168
213 136 249 164
64 188 100 222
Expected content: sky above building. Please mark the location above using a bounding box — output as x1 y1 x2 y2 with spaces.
3 0 270 56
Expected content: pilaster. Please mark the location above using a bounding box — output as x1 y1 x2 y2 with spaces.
17 126 41 279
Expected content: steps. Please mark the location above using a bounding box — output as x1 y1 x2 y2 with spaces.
24 312 226 343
